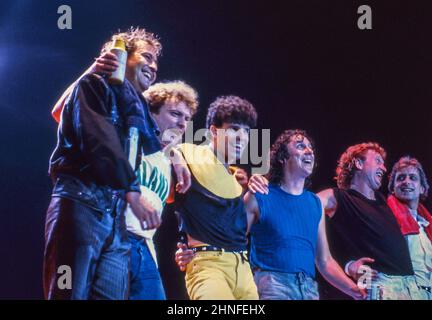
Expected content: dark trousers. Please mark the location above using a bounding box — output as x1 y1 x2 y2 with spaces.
43 196 130 300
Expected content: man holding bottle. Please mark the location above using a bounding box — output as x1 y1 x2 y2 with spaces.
44 27 165 299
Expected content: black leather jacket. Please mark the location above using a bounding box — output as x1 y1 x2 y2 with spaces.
49 74 161 213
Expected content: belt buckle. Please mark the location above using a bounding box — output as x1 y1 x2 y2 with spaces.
420 286 431 293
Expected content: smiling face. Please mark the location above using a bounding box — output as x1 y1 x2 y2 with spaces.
393 166 424 205
211 122 250 164
125 41 158 92
151 99 192 146
284 134 315 178
357 149 387 191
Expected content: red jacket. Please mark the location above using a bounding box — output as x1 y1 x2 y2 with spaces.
387 194 432 242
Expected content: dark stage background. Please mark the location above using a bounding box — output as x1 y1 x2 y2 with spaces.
1 0 431 299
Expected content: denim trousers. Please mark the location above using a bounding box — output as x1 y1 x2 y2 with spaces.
128 232 166 300
253 270 319 300
43 196 130 300
366 273 427 300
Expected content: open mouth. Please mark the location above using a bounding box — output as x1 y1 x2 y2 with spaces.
142 69 153 81
302 158 313 165
376 170 384 180
400 186 414 192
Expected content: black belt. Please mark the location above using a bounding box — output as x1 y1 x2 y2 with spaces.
419 286 431 293
192 246 249 262
191 245 246 253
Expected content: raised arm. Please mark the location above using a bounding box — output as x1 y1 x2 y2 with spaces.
52 52 120 123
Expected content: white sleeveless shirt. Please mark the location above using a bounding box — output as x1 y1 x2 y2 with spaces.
125 150 171 264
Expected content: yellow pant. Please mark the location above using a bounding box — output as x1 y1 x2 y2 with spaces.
185 250 259 300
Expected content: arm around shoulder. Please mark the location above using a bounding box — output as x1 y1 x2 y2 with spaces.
317 188 337 218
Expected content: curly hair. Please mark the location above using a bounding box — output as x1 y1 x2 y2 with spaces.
335 142 386 189
143 81 198 115
388 156 430 200
101 26 162 57
267 129 315 185
206 95 257 129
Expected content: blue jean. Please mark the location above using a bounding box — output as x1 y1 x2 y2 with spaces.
254 270 319 300
43 196 130 300
128 232 166 300
366 273 426 300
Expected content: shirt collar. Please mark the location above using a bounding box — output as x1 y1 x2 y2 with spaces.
409 209 430 228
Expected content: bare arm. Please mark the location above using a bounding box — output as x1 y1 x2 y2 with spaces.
232 167 249 191
243 191 260 234
317 188 337 218
315 207 366 300
167 146 192 194
174 169 256 272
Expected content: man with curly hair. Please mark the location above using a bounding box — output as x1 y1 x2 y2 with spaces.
174 95 260 300
123 81 199 299
387 156 432 299
44 27 166 299
244 130 365 300
318 143 422 299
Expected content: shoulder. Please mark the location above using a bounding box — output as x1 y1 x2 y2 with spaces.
317 188 336 203
178 143 216 164
178 143 201 155
78 73 107 88
305 191 323 208
73 73 109 99
254 183 278 201
317 188 338 218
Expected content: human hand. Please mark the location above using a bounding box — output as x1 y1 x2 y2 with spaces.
234 168 249 190
248 174 269 194
175 242 195 272
94 51 119 76
347 257 378 282
126 192 161 230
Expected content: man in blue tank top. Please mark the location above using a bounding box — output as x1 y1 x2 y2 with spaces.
244 130 364 300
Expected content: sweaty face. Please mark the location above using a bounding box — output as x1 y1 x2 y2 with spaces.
285 135 315 177
151 99 192 146
393 166 424 203
125 41 158 92
213 122 250 164
359 150 387 191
